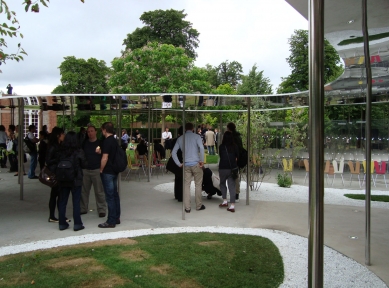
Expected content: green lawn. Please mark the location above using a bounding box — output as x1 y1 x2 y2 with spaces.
344 194 389 202
0 233 284 288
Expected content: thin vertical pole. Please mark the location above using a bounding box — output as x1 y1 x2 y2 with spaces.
147 96 151 182
246 97 251 205
362 0 372 266
308 0 325 287
118 96 122 195
182 96 186 220
18 98 24 200
70 96 74 131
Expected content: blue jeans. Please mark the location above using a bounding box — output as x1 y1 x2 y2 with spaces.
100 173 120 225
58 185 83 230
28 152 38 178
207 145 215 155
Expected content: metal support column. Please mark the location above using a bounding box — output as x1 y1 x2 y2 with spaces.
246 97 251 205
362 0 372 266
147 96 151 182
117 96 122 194
182 96 186 220
70 96 74 131
308 0 325 287
18 98 24 200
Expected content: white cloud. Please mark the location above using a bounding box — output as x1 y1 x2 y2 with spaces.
0 0 307 94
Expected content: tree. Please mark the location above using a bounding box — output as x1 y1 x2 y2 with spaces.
0 0 84 69
277 29 343 93
217 60 243 88
53 56 111 94
109 42 211 94
237 64 273 95
123 9 200 59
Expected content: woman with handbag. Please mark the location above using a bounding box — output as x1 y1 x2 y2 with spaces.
45 127 65 223
218 131 239 212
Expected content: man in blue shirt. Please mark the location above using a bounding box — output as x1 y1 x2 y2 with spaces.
172 123 205 213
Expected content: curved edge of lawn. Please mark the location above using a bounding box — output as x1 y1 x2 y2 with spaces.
344 194 389 202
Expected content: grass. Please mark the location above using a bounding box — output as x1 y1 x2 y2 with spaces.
344 194 389 202
205 154 219 164
338 31 389 46
0 233 284 288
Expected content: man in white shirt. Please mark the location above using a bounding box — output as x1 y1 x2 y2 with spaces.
162 127 173 150
27 125 39 179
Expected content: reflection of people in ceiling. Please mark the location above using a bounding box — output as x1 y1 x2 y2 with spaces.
162 95 172 108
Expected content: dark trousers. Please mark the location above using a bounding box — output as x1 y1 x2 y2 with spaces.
0 143 7 168
8 154 18 172
49 186 59 219
174 172 183 201
58 185 83 230
101 173 121 225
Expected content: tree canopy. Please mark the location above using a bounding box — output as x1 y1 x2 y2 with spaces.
237 64 273 95
123 9 200 59
277 29 343 93
109 42 210 94
52 56 111 94
206 60 243 89
0 0 84 69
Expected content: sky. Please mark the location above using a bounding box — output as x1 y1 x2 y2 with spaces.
0 0 307 95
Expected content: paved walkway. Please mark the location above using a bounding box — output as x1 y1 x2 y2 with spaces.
0 164 388 285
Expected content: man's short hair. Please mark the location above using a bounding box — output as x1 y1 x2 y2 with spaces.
28 125 36 131
87 125 97 131
185 123 194 131
101 122 114 134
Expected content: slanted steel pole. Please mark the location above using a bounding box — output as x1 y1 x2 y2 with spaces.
362 0 372 266
308 0 325 287
18 98 24 200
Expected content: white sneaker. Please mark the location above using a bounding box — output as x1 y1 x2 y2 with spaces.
235 199 240 203
202 191 208 197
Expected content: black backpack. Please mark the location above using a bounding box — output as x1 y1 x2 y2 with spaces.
237 148 248 168
111 143 127 174
56 155 76 186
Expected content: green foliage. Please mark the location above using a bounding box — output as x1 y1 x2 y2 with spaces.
344 194 389 202
277 173 292 188
123 9 200 59
206 60 243 89
54 56 111 94
277 29 343 93
237 64 273 95
0 0 84 68
109 42 211 94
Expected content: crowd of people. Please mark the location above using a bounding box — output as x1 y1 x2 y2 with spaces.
0 120 245 234
0 122 122 231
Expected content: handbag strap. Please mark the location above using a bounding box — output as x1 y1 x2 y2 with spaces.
225 146 234 170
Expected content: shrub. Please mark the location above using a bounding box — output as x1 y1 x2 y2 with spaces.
277 173 292 188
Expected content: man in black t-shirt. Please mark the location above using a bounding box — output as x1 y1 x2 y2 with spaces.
80 126 107 218
98 122 121 228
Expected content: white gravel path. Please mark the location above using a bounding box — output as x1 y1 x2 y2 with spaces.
0 227 386 287
154 181 389 209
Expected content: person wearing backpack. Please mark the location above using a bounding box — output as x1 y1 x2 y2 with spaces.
57 131 88 231
98 122 122 228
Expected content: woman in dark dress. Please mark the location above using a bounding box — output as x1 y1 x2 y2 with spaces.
218 131 239 212
45 127 65 223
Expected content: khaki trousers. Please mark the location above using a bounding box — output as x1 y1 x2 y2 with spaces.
184 164 203 210
81 169 107 214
